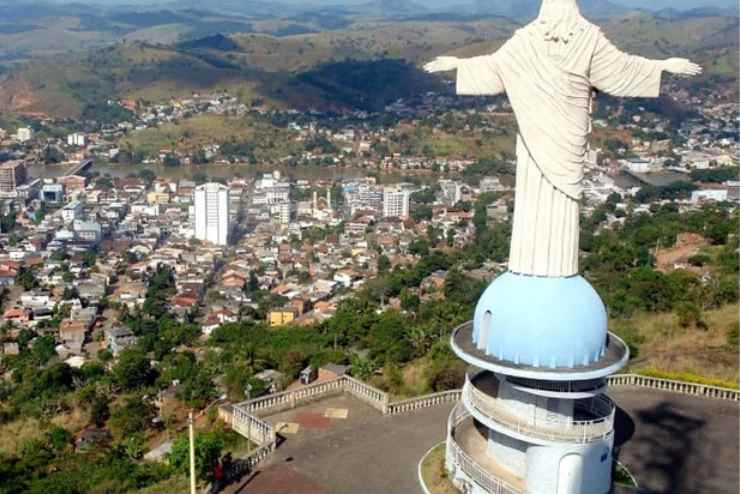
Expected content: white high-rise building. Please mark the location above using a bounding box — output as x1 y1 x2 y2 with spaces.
194 183 230 246
383 187 411 219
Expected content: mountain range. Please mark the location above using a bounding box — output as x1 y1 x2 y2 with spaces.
0 0 737 19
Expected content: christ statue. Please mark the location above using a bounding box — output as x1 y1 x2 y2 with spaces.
425 0 701 278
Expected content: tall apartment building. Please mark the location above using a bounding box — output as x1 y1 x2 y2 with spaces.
383 187 411 219
0 161 28 194
194 183 230 246
345 184 383 215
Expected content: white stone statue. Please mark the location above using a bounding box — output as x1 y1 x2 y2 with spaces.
425 0 701 277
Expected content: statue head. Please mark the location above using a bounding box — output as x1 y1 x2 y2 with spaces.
538 0 582 21
536 0 585 43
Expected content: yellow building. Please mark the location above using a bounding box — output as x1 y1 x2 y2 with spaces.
268 309 296 327
146 191 170 205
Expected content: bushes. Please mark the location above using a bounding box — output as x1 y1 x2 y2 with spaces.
112 350 155 391
727 322 739 348
675 302 707 330
611 324 645 359
637 368 739 390
168 429 225 480
425 358 467 392
109 395 156 439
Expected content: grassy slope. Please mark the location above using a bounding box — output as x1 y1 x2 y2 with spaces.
617 303 739 388
230 18 519 72
420 443 458 494
600 13 739 77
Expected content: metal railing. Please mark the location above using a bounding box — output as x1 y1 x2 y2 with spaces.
446 402 523 494
506 376 606 394
463 375 615 443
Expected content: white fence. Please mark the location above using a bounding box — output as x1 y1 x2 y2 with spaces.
607 374 739 401
387 390 461 415
232 406 276 447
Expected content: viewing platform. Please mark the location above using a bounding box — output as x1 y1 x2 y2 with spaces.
451 321 629 381
447 402 524 494
464 372 616 444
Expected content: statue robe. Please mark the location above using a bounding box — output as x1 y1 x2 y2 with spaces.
456 21 664 277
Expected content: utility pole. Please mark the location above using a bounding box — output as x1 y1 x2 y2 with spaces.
189 411 197 494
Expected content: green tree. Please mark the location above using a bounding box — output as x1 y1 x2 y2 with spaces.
113 350 154 390
16 267 38 291
377 255 391 274
675 302 706 330
163 154 181 168
168 430 225 480
109 395 155 438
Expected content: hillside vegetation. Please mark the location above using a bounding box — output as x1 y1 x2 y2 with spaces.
616 304 739 388
0 12 736 118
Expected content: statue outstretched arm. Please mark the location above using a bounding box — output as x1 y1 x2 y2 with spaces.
424 52 505 97
590 30 702 98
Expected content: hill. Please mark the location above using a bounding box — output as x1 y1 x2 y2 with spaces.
0 11 736 118
473 0 629 19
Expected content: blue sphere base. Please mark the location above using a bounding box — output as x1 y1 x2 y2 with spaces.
472 271 608 369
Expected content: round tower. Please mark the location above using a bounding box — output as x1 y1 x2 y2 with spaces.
445 272 629 494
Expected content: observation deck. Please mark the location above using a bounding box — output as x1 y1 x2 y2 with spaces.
463 372 615 444
447 402 524 494
451 321 629 381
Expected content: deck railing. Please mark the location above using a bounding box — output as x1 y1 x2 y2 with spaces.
606 374 739 401
506 376 606 394
386 390 461 415
232 405 276 447
446 402 523 494
464 375 615 443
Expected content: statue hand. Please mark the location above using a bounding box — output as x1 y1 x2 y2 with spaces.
423 56 461 74
662 58 703 77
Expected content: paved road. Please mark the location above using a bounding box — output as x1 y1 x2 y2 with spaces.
226 389 738 494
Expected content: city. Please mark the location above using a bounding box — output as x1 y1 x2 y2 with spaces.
0 1 737 493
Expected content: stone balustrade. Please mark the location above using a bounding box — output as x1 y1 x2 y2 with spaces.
446 402 523 494
343 375 390 411
387 390 461 415
607 374 739 401
232 406 276 447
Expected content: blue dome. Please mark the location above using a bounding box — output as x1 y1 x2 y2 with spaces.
472 271 607 369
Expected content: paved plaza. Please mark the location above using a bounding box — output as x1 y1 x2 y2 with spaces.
227 389 738 494
611 387 739 494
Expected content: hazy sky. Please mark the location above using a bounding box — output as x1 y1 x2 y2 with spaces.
15 0 737 10
25 0 738 6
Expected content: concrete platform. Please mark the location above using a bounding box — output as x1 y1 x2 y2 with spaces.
611 387 739 494
226 389 738 494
